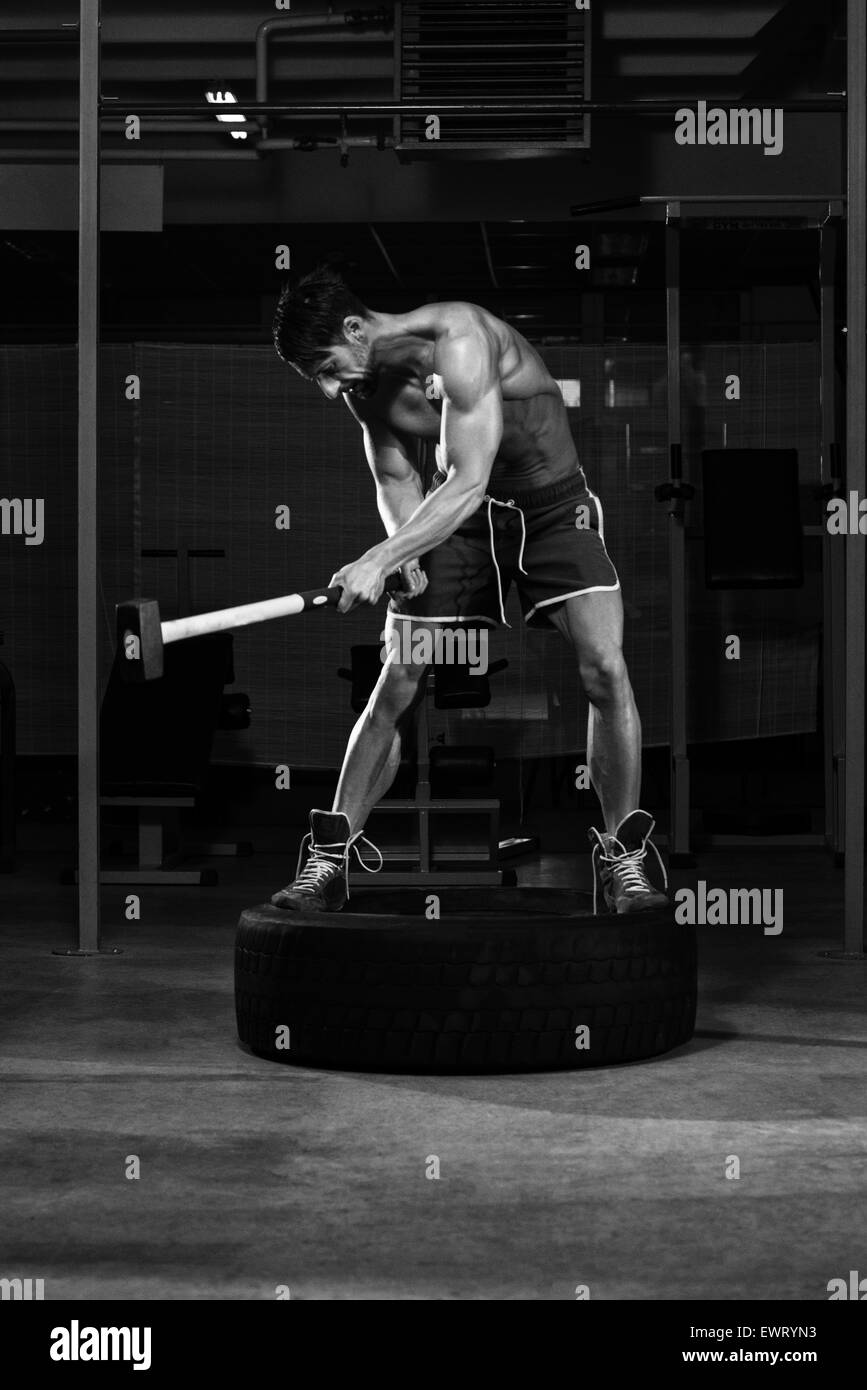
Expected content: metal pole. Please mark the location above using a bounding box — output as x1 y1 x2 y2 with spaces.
75 0 101 953
574 195 845 219
819 219 844 857
99 99 846 117
665 204 691 862
842 0 866 955
0 119 263 132
640 194 845 205
2 148 261 163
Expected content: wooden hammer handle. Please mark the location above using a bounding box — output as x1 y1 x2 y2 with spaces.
161 573 404 647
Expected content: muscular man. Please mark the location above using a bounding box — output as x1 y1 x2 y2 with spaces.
270 266 668 915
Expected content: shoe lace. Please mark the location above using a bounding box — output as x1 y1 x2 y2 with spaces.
589 826 668 913
293 829 383 901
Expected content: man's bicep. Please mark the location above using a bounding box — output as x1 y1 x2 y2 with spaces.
436 326 503 491
439 392 502 493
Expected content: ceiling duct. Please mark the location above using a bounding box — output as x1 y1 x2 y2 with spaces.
394 0 590 156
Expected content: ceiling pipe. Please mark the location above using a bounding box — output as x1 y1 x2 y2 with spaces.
0 135 393 162
0 120 262 133
102 99 847 116
0 25 79 43
256 14 351 104
257 134 392 150
255 8 393 140
0 148 261 161
572 194 845 215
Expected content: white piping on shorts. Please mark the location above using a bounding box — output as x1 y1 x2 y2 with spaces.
523 581 621 624
522 490 621 623
587 488 609 547
389 610 499 627
485 495 528 627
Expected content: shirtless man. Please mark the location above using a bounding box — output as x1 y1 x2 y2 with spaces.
270 265 668 915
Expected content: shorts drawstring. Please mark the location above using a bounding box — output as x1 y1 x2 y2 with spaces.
485 496 528 626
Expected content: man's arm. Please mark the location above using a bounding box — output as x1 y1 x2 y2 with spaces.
336 396 428 606
370 319 502 573
350 404 425 535
330 315 502 609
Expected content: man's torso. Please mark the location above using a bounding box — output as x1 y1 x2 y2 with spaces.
352 303 580 494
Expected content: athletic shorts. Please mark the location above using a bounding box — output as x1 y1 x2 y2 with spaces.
389 468 621 630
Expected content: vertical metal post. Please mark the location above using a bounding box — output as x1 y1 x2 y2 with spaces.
843 0 866 954
416 693 431 872
77 0 101 951
819 218 844 855
0 660 15 871
665 204 691 860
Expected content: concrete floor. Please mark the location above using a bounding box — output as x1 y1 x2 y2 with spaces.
1 841 865 1301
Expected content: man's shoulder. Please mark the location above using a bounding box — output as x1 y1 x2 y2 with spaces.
405 301 503 341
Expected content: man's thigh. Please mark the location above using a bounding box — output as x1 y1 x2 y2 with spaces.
382 609 486 670
545 587 625 659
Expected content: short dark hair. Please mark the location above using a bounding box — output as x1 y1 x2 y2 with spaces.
272 265 369 378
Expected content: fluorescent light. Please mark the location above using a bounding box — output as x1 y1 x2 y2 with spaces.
206 89 249 137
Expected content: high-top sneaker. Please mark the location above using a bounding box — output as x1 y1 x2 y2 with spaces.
270 809 382 912
588 809 669 914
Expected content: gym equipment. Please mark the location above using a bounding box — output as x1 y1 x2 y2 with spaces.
235 887 696 1074
702 449 803 590
116 573 404 682
337 644 388 713
62 633 246 886
652 199 843 870
141 541 226 629
395 2 590 155
96 632 236 884
0 634 15 873
338 643 510 886
428 745 495 793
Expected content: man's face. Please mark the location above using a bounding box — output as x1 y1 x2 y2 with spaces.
313 334 376 401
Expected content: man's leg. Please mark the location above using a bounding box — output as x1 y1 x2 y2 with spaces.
271 612 428 910
333 619 429 834
547 589 667 912
547 588 640 832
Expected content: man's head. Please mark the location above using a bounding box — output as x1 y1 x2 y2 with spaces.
272 265 378 399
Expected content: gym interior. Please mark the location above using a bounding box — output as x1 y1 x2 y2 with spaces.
1 0 866 1311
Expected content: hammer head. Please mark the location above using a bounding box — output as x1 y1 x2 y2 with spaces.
116 599 163 681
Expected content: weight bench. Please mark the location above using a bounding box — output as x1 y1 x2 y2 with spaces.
93 631 244 885
337 645 512 888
